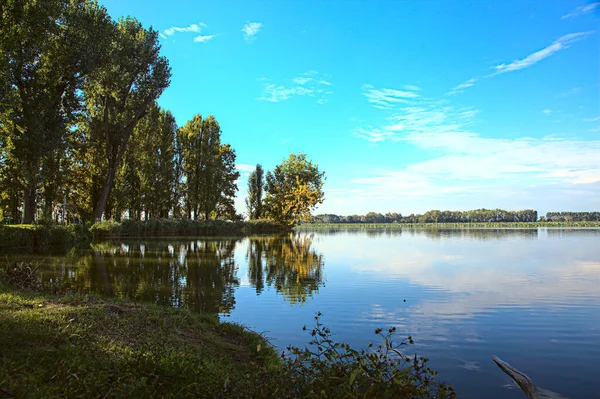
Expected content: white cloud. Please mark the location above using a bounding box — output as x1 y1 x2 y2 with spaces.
259 71 333 104
584 116 600 122
403 84 422 91
448 78 479 95
543 109 553 115
242 22 262 41
492 32 594 75
163 22 206 37
236 164 256 173
449 32 593 94
362 85 419 109
193 35 214 43
562 2 600 19
349 85 600 207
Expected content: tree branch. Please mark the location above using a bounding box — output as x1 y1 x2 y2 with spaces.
492 355 540 399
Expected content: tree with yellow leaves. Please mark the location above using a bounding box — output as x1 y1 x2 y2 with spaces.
264 153 325 227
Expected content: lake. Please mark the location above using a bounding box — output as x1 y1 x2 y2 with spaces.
6 228 600 399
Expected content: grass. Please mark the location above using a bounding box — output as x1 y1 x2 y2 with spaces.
0 219 286 249
0 261 455 398
0 283 280 398
0 224 91 249
298 221 600 229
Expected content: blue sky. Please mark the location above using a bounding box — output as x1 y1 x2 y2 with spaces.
100 0 599 216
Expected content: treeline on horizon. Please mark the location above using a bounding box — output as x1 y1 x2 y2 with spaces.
0 1 324 227
312 209 600 224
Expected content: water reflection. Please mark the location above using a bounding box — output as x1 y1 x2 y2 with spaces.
300 227 542 240
38 239 240 313
246 234 324 303
33 234 324 312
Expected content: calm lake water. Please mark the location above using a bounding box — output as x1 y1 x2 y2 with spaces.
5 228 600 399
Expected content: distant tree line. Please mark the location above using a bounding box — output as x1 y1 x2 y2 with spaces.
312 209 542 223
543 212 600 222
313 209 600 224
0 1 325 227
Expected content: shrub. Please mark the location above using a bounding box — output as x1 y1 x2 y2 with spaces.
247 313 456 398
0 261 43 291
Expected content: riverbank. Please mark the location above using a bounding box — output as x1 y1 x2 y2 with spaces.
0 282 280 398
298 221 600 229
0 262 455 398
0 219 285 249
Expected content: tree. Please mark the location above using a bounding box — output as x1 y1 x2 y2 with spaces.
110 103 179 220
245 164 264 219
85 17 171 220
264 153 325 227
178 114 239 220
0 0 113 223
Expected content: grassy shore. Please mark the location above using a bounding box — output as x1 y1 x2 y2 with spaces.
0 283 280 398
0 219 285 249
0 262 455 398
297 221 600 229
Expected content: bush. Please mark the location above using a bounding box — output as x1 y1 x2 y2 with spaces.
246 313 456 398
0 261 42 291
89 218 286 239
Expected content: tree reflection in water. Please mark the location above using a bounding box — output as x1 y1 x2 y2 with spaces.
39 239 239 314
36 234 324 312
247 233 324 304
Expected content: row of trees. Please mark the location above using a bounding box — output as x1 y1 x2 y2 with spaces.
1 0 326 226
544 212 600 222
1 0 171 223
313 209 541 224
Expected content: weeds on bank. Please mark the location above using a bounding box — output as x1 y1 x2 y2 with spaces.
0 263 455 398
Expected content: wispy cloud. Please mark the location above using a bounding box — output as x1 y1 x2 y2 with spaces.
584 116 600 122
492 32 593 74
163 22 206 37
362 84 420 109
242 22 262 41
161 22 215 43
351 85 600 200
357 85 476 142
259 71 333 104
403 84 422 91
235 164 256 173
193 35 214 43
543 109 553 115
562 2 600 19
556 87 582 98
449 32 594 94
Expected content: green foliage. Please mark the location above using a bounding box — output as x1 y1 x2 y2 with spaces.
264 153 325 227
0 0 113 223
269 313 456 398
0 261 43 291
546 211 600 222
88 219 285 239
245 164 264 219
0 224 90 248
300 221 600 229
313 208 539 224
0 287 279 398
0 283 454 398
177 115 240 220
85 17 171 220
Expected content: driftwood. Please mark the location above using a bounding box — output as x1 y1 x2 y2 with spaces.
492 355 541 399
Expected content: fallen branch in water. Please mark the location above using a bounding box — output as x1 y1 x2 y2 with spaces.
492 355 540 399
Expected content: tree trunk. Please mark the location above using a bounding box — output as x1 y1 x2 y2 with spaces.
22 184 36 224
93 163 115 221
43 184 55 220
